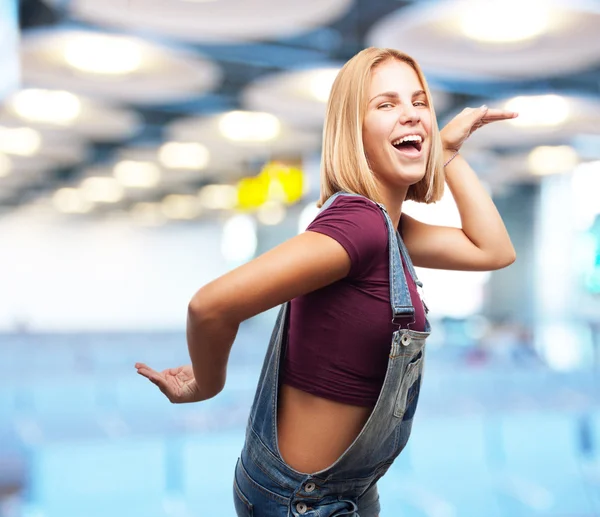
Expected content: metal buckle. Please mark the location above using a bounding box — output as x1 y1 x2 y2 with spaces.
392 311 415 326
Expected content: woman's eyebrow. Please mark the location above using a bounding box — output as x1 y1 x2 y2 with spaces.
369 91 399 103
369 90 426 103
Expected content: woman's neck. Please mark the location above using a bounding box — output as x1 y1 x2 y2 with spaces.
378 186 408 230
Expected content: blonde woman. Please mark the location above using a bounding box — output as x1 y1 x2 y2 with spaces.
136 47 517 516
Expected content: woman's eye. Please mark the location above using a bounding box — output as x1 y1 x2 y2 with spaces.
379 103 394 109
414 101 428 107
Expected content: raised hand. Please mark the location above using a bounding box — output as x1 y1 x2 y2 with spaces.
440 105 518 153
135 363 203 404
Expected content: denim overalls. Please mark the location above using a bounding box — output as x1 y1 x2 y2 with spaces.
233 192 431 517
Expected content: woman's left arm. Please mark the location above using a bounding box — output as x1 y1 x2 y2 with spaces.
402 106 517 272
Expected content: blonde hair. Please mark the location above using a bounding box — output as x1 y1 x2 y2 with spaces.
317 47 445 208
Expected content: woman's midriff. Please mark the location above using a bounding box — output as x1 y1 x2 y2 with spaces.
276 382 374 474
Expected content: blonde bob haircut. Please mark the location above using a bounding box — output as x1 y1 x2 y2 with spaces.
318 47 445 208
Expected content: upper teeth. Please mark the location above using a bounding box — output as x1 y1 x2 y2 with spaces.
393 135 422 145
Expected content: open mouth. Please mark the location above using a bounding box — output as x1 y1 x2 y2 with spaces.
391 135 423 153
391 135 423 158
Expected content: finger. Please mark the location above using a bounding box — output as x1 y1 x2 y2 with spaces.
482 115 518 122
135 366 152 378
483 109 517 116
136 367 163 384
466 105 489 125
135 363 162 379
478 116 517 127
136 364 159 375
481 109 518 120
136 370 159 384
135 365 153 377
136 370 153 382
463 106 485 114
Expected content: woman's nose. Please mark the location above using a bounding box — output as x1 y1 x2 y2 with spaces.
399 105 420 124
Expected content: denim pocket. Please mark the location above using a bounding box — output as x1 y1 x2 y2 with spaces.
393 354 423 419
233 459 254 516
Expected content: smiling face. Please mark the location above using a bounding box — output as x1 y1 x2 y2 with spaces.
362 59 432 192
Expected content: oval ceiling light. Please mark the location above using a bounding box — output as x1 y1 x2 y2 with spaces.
12 89 81 124
46 0 352 43
158 142 210 170
219 111 280 142
506 95 570 128
113 160 161 188
459 0 550 43
0 126 41 156
367 0 600 80
52 188 94 214
22 29 222 104
80 176 124 203
2 89 140 141
64 33 142 75
528 145 579 176
198 184 238 210
160 194 201 220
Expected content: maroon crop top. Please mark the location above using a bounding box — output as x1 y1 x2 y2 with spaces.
280 195 426 408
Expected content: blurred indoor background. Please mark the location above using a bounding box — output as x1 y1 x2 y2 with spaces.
1 0 600 515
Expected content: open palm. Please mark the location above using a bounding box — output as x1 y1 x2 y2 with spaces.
441 106 518 152
135 363 201 403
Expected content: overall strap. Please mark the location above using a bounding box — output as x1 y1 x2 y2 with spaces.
396 228 423 289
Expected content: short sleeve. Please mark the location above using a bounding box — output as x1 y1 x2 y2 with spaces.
306 195 388 278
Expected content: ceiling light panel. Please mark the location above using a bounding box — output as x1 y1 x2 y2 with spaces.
1 88 141 141
44 0 352 43
367 0 600 80
21 29 222 104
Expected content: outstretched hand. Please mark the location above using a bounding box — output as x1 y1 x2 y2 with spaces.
135 363 202 404
440 105 518 153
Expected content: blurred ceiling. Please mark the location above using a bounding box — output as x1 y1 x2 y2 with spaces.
2 0 600 223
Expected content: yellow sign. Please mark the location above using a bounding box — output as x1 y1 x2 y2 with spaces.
237 162 304 211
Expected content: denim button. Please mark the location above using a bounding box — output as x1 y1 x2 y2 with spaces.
401 334 411 346
296 502 308 514
305 482 316 492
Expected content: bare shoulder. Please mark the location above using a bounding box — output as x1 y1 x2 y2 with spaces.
189 230 351 324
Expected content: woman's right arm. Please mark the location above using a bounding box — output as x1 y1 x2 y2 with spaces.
186 230 352 400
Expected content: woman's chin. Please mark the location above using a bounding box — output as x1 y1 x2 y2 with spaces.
373 164 426 190
393 166 426 186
